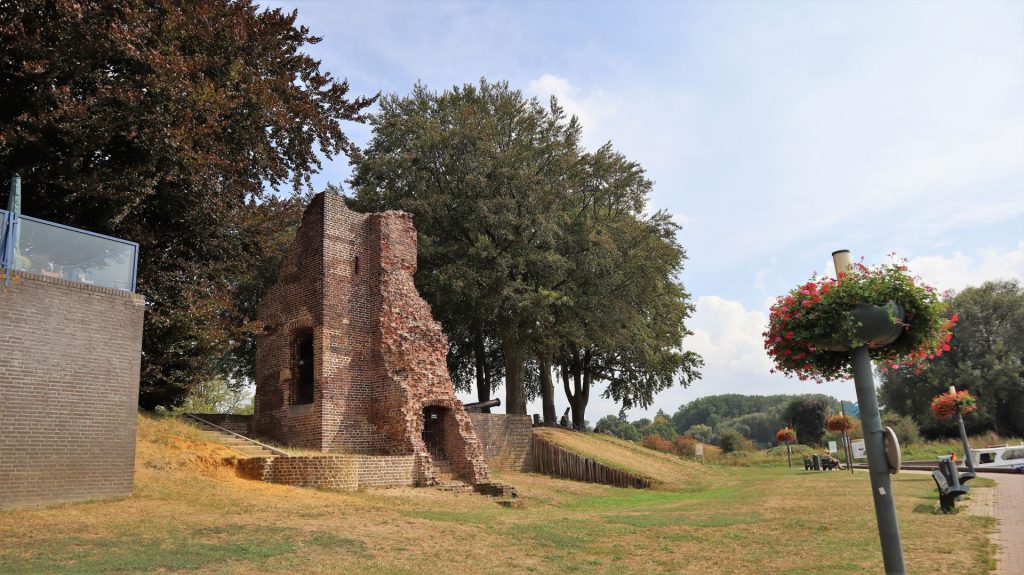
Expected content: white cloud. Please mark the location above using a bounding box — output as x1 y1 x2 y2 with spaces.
527 73 619 150
905 241 1024 293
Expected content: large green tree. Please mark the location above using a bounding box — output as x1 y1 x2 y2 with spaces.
554 169 701 427
0 0 374 408
350 80 581 415
880 280 1024 438
350 79 701 420
782 398 829 446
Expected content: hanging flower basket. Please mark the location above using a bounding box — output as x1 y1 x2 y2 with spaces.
776 428 797 443
764 259 956 382
826 414 857 432
930 390 977 420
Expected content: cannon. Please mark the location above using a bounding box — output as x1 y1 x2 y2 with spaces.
463 398 501 413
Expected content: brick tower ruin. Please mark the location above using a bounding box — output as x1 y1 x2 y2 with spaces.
253 192 490 486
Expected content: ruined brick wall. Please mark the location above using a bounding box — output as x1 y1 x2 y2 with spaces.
237 454 416 490
0 271 145 509
374 213 490 484
254 193 490 485
253 195 327 449
467 414 535 472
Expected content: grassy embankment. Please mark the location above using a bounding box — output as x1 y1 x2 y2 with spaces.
0 414 995 574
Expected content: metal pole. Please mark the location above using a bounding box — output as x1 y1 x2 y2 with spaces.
787 440 792 468
956 411 975 474
948 386 975 474
835 250 905 574
842 402 854 474
3 174 19 286
851 347 905 574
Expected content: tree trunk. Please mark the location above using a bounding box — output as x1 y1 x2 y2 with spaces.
572 351 592 430
538 350 556 425
503 336 526 415
561 350 588 430
473 320 490 412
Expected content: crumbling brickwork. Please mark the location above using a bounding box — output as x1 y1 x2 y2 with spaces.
0 271 145 509
254 193 490 485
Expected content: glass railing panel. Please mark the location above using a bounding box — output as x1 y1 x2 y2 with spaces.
11 216 137 291
0 209 8 263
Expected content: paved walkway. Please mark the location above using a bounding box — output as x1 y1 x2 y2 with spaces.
988 473 1024 575
895 469 1022 572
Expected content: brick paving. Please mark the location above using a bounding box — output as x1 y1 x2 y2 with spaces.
991 473 1024 575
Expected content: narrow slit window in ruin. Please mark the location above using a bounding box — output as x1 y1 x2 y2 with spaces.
293 331 314 405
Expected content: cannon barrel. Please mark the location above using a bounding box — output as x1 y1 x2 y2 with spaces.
463 398 501 412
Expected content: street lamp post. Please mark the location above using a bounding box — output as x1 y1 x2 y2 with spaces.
949 385 976 474
834 250 906 575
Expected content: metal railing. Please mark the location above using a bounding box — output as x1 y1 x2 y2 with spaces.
0 208 138 292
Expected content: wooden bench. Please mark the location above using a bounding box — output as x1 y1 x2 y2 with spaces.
932 469 969 513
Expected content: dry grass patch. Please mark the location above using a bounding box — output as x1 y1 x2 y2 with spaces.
533 427 714 490
0 415 996 574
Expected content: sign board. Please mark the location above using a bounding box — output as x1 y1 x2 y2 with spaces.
851 439 867 459
694 443 704 457
829 440 838 454
842 401 860 418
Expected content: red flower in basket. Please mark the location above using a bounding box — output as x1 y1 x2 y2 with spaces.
826 414 857 432
764 260 955 383
776 428 797 443
930 390 977 420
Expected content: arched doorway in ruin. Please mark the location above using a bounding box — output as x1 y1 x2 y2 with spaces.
421 405 451 463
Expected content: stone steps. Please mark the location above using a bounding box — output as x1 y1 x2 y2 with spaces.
185 416 284 458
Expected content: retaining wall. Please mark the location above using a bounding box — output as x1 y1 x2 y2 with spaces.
467 413 535 472
237 454 417 490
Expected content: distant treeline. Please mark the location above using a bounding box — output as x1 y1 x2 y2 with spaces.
595 393 928 450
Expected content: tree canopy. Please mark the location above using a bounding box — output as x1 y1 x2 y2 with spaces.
880 280 1024 438
0 0 374 408
350 79 700 423
668 393 841 447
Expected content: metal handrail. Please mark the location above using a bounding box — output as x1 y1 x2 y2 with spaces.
1 208 12 286
182 413 290 457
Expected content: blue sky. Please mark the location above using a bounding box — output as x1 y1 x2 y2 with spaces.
270 0 1024 421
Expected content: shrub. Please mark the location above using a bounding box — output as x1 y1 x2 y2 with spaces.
882 413 921 445
685 424 714 443
767 444 814 458
674 434 699 457
717 429 744 454
642 434 675 453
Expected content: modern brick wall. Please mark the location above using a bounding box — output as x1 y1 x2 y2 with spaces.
237 454 416 490
254 193 491 486
468 414 535 472
0 271 145 509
